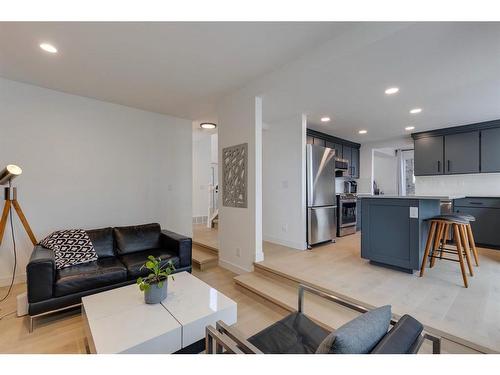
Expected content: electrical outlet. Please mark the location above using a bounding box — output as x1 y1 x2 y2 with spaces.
281 180 289 189
236 248 241 257
167 184 173 191
281 224 288 232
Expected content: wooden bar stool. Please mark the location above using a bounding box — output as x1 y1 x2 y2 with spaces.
420 216 474 288
437 214 479 267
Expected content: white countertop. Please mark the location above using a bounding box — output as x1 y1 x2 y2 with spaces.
357 194 465 200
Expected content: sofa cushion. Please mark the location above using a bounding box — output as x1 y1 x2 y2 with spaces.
316 305 391 354
248 312 330 354
114 223 162 255
370 314 423 354
86 227 115 258
54 257 127 297
119 248 180 279
39 229 98 269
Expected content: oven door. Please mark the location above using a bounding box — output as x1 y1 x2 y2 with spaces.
340 199 357 227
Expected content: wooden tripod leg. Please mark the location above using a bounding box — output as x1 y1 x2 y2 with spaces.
0 200 11 245
466 224 479 266
453 224 468 288
12 200 37 245
420 221 436 277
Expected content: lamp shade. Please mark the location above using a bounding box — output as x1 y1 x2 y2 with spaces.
0 164 22 185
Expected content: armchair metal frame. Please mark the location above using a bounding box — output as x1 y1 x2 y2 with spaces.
206 283 441 354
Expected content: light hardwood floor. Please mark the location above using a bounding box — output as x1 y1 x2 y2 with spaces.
0 267 285 354
193 224 219 251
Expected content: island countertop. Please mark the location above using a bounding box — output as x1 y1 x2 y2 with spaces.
357 194 465 200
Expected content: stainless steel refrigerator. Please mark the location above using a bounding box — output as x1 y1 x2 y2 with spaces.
306 144 337 247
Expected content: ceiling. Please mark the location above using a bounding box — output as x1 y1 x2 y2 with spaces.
0 22 345 120
1 22 499 143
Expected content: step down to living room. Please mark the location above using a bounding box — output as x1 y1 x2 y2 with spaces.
234 262 484 354
192 243 218 271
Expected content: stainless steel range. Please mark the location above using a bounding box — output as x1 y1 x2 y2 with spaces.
337 193 357 236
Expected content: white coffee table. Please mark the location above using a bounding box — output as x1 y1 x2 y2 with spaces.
82 271 237 354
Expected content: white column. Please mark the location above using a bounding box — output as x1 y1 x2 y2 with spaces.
217 92 263 273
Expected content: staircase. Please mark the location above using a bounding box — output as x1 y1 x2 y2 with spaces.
192 243 218 271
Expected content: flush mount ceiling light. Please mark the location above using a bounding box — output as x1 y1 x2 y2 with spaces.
320 116 331 122
200 122 217 129
384 87 399 95
39 43 58 54
358 130 367 134
410 108 422 114
405 126 415 131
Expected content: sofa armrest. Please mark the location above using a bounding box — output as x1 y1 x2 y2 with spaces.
160 230 192 268
26 245 56 303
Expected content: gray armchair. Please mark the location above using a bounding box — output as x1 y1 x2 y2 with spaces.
205 284 441 354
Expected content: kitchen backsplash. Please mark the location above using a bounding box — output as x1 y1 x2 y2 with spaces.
415 173 500 196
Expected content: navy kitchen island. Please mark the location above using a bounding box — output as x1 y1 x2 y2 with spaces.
360 196 460 273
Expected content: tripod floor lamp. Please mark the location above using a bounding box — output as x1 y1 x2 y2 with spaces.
0 165 37 247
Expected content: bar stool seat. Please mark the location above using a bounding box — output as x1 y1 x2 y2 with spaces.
420 216 475 288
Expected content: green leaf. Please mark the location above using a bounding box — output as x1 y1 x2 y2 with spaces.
148 255 156 261
145 261 155 269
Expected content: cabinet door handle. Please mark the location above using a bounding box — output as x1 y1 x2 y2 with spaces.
447 160 451 172
469 202 483 205
437 160 441 172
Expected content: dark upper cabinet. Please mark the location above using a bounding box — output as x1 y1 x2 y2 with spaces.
444 131 480 174
326 141 342 159
481 127 500 173
414 136 444 176
313 137 326 147
351 147 360 178
306 129 360 178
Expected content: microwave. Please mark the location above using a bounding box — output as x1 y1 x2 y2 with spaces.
335 158 349 177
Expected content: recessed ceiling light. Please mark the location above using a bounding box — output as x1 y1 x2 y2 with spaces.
405 126 415 131
200 122 216 129
358 130 367 134
385 87 399 95
410 108 422 114
39 43 58 54
320 117 331 122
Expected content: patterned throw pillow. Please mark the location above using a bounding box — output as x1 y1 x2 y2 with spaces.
39 229 98 269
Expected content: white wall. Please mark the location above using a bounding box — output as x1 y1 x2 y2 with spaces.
373 150 398 195
416 173 500 196
192 130 213 220
217 92 263 273
0 78 192 286
358 137 413 193
262 114 307 250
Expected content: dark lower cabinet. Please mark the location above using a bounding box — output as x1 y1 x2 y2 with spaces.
454 197 500 249
444 131 480 174
361 198 440 273
481 127 500 173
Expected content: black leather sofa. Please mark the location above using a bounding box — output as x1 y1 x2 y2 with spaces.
26 223 192 326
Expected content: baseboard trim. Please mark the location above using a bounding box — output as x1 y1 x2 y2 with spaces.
218 259 252 275
263 235 307 250
0 272 26 288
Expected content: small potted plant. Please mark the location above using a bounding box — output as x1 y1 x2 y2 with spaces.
136 256 175 304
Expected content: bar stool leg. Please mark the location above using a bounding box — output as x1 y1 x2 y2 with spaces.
440 223 449 259
453 224 469 288
430 222 445 268
466 224 479 266
420 221 437 277
458 224 474 277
